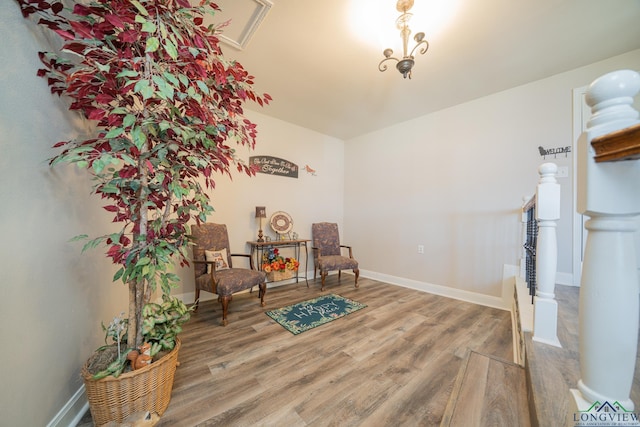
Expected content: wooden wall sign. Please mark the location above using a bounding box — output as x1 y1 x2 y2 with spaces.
250 156 299 178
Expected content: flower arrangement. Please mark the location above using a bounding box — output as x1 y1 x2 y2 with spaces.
262 248 299 272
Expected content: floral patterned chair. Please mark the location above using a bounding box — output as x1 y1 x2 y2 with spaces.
311 222 360 291
190 223 266 326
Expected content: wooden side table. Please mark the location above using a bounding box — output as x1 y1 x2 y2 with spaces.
247 239 310 285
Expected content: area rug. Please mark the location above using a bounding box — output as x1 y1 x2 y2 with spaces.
266 294 367 335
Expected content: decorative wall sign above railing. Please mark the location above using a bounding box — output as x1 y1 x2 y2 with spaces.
250 156 299 178
538 145 571 159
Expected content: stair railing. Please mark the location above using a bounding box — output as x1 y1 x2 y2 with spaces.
569 69 640 419
521 163 562 347
532 163 561 347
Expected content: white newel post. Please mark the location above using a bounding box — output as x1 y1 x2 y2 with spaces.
569 69 640 422
533 163 561 347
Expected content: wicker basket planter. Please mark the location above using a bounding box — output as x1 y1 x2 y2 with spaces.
266 269 297 282
81 338 181 426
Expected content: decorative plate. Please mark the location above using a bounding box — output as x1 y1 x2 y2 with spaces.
270 211 293 234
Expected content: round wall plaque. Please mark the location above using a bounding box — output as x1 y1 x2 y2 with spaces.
270 211 293 234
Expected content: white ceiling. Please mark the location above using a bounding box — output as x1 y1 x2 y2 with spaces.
211 0 640 140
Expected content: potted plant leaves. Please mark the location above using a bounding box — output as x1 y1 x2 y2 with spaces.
15 0 270 423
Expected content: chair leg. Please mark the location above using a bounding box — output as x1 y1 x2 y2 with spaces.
338 270 342 280
321 271 327 291
218 295 232 326
354 268 360 288
259 282 267 307
193 289 201 311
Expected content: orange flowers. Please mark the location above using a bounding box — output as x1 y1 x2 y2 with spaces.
262 247 299 272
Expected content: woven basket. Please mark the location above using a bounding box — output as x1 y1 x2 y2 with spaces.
81 338 181 426
266 269 296 281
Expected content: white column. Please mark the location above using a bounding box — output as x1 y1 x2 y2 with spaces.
569 69 640 422
533 163 561 347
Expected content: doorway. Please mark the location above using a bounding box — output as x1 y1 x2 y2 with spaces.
571 85 589 286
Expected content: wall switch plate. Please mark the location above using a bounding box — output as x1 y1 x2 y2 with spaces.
418 245 424 254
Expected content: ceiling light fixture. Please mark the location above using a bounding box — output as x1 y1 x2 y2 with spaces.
378 0 429 79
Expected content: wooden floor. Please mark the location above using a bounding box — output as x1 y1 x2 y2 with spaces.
441 351 530 427
148 275 514 426
524 284 640 427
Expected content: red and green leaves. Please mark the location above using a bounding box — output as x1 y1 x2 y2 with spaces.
17 0 271 303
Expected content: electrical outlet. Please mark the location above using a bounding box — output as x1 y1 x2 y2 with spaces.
417 245 424 254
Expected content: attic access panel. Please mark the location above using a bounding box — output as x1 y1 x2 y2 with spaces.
213 0 273 50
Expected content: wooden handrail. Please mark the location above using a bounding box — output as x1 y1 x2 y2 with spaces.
591 122 640 162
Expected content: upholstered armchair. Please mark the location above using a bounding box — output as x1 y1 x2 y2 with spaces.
311 222 360 291
190 223 266 326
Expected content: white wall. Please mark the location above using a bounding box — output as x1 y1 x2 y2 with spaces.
1 3 128 426
344 49 640 299
172 110 345 297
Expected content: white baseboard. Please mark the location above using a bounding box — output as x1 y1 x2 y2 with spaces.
556 271 576 287
359 269 509 311
47 385 88 427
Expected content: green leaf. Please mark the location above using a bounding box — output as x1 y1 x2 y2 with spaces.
152 75 174 100
164 39 178 60
110 107 128 115
141 21 156 33
159 121 171 132
116 69 138 79
100 183 120 194
149 342 162 357
92 158 107 174
105 127 124 139
131 0 149 16
136 256 151 267
131 126 147 149
157 148 168 161
82 237 105 253
145 37 160 53
134 80 154 100
163 72 179 86
113 268 124 282
123 114 136 128
129 179 140 192
196 80 210 95
158 21 168 39
120 153 137 166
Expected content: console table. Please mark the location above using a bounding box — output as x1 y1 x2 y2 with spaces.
247 239 310 285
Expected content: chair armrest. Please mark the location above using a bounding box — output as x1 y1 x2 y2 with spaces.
193 259 216 268
340 245 354 258
193 259 219 273
192 260 219 293
230 253 256 270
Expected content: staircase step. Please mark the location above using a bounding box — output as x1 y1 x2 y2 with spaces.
441 350 531 427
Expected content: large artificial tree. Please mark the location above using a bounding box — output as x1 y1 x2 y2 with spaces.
16 0 270 351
